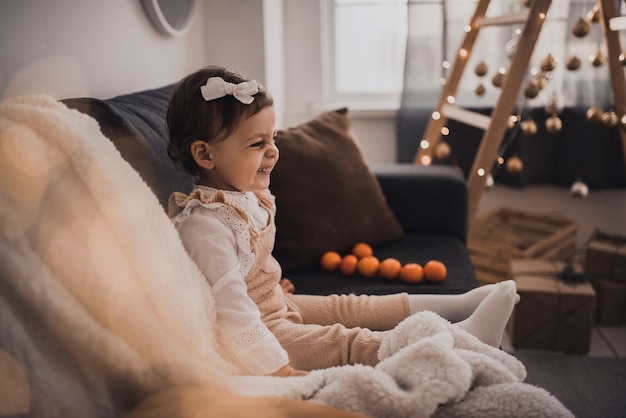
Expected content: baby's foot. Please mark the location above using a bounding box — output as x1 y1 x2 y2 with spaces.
456 280 519 347
408 283 499 321
458 283 497 313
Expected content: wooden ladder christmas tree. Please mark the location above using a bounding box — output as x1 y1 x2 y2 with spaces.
413 0 553 220
598 0 626 178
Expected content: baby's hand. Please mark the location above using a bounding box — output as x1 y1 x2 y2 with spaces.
288 369 309 377
280 278 295 294
269 364 309 377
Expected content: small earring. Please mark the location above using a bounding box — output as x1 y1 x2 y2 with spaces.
207 162 214 169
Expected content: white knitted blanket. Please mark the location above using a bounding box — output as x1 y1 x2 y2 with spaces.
0 95 572 418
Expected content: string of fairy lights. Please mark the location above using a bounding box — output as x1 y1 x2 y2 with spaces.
431 0 625 197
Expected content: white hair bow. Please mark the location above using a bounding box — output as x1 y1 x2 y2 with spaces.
200 77 259 104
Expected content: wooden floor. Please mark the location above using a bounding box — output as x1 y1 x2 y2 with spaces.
476 183 626 358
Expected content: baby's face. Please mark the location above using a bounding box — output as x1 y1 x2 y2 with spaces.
205 105 278 192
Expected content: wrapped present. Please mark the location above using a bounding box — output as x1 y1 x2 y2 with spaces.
592 278 626 325
509 259 596 354
584 230 626 283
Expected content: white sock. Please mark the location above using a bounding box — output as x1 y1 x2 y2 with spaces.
455 280 519 347
408 284 496 322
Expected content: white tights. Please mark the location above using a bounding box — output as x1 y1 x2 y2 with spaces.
408 281 519 347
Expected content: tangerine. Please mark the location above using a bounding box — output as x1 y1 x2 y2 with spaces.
400 263 424 284
357 256 380 278
320 251 342 272
352 242 374 259
424 260 447 282
379 258 402 280
339 254 359 276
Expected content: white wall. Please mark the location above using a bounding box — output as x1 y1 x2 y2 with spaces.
0 0 394 162
282 0 396 163
0 0 205 99
0 0 266 101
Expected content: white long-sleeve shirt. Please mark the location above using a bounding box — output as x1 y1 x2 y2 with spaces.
171 186 289 375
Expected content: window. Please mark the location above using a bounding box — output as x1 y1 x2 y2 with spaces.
322 0 492 108
321 0 409 109
322 0 616 110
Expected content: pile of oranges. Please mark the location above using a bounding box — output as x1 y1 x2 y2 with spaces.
320 243 447 284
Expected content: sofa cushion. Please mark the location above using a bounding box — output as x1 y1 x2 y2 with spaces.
271 108 406 273
62 85 194 210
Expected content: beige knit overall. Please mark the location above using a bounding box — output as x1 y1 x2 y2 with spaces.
246 192 412 371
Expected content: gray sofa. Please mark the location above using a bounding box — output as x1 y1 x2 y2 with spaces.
63 85 479 296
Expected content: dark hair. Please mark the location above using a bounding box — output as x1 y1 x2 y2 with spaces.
167 65 274 178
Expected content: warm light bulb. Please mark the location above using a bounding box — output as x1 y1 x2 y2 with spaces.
442 60 450 69
420 140 430 149
421 155 432 165
432 111 441 120
459 48 468 58
539 13 546 20
497 156 505 165
447 95 456 104
477 168 485 176
441 127 449 135
464 24 472 33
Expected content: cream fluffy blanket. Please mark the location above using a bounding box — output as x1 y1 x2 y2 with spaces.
0 95 572 417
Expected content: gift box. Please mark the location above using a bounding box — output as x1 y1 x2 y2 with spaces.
592 278 626 325
584 231 626 283
508 259 596 354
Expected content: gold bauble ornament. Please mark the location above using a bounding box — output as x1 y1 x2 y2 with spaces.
491 71 505 88
540 54 557 72
434 141 451 160
544 92 565 115
570 179 589 198
587 5 601 23
545 114 562 134
520 119 538 136
601 111 619 127
572 17 591 37
507 115 519 130
533 74 549 90
586 106 604 123
566 55 581 71
474 62 488 77
524 82 540 99
475 83 486 96
590 50 606 67
506 155 523 175
505 38 518 59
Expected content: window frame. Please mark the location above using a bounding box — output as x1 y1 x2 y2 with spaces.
319 0 408 112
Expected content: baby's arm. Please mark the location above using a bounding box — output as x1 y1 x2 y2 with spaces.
175 208 297 376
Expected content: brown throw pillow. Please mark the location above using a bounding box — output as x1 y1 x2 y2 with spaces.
271 108 405 272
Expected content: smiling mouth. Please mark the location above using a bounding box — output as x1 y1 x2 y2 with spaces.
258 167 272 173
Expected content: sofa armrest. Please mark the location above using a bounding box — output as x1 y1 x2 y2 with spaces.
371 163 468 243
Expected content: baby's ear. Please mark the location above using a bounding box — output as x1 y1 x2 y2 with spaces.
190 140 214 169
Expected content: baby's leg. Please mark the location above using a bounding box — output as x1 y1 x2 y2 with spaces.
455 280 519 347
408 284 496 322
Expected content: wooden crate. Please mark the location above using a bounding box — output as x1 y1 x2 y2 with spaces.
468 208 578 285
